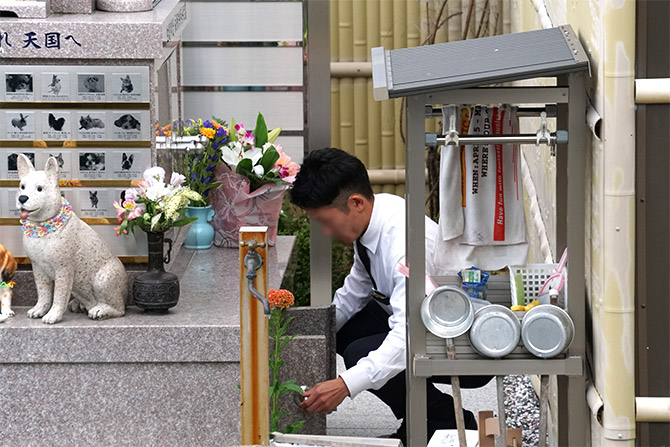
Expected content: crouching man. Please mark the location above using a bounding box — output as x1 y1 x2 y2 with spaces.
290 148 492 444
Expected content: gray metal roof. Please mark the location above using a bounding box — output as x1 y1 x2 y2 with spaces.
372 25 589 100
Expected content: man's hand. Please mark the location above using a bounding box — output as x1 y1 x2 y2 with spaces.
299 377 350 414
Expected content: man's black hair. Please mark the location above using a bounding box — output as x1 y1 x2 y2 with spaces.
290 147 374 210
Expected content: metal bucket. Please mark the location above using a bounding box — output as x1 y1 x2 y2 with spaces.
521 304 575 358
420 285 474 339
468 304 521 358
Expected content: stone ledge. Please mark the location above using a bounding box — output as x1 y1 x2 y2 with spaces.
0 236 296 363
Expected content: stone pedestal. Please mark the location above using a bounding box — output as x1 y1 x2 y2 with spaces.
1 236 336 445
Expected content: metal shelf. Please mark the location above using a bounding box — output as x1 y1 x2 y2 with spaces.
372 24 591 446
413 356 583 377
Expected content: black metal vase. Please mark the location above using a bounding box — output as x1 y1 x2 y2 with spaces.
133 231 180 313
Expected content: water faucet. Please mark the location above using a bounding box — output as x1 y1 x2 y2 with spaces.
241 240 270 317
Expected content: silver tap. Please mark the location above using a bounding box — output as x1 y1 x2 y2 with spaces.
240 240 270 317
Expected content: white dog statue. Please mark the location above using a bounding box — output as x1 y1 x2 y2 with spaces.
16 154 127 324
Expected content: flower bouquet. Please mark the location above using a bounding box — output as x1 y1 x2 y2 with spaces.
162 118 231 249
210 112 300 247
113 166 202 236
113 166 202 312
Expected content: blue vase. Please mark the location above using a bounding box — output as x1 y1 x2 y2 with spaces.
184 205 215 249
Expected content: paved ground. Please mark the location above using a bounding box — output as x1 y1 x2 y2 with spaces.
327 356 498 439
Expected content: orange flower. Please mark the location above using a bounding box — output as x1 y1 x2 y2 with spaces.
268 289 295 309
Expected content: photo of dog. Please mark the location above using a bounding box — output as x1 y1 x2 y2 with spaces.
121 153 135 171
47 74 61 95
79 152 105 171
5 74 33 93
120 75 134 94
89 191 99 209
78 75 105 93
10 113 28 131
49 153 65 169
114 114 141 131
8 153 35 172
79 114 105 130
48 113 66 131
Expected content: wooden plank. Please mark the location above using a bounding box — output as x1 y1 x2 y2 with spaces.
239 226 270 446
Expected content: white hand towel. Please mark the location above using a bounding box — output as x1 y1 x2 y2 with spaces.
433 104 528 274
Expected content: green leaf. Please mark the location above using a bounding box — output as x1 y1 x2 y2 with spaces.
254 112 268 148
280 381 304 395
172 216 197 227
236 158 253 177
260 146 280 173
283 420 305 434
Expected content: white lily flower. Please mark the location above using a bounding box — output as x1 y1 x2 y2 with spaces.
144 182 167 202
221 145 242 167
169 172 186 187
143 166 165 184
243 146 263 165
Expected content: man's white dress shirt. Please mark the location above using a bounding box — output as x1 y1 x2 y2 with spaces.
335 193 440 398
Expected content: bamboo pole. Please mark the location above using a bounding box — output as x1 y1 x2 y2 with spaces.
448 0 462 42
339 79 355 153
435 0 449 44
474 0 485 38
488 0 500 36
330 0 340 149
331 78 341 149
239 227 270 446
380 0 395 170
393 0 406 170
419 0 428 45
502 0 510 34
338 0 353 63
407 0 421 48
338 0 354 153
330 0 339 62
367 0 382 170
330 62 372 77
353 0 368 164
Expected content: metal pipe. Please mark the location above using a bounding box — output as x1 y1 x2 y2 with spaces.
427 132 567 147
636 397 670 423
599 0 637 443
635 78 670 104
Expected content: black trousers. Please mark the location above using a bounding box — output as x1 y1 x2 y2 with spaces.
336 301 493 444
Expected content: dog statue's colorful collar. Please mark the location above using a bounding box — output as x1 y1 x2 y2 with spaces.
0 281 15 288
21 197 73 238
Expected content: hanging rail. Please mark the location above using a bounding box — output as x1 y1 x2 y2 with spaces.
425 131 568 147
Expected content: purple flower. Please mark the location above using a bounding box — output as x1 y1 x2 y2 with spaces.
205 176 211 183
212 142 219 150
204 120 213 128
